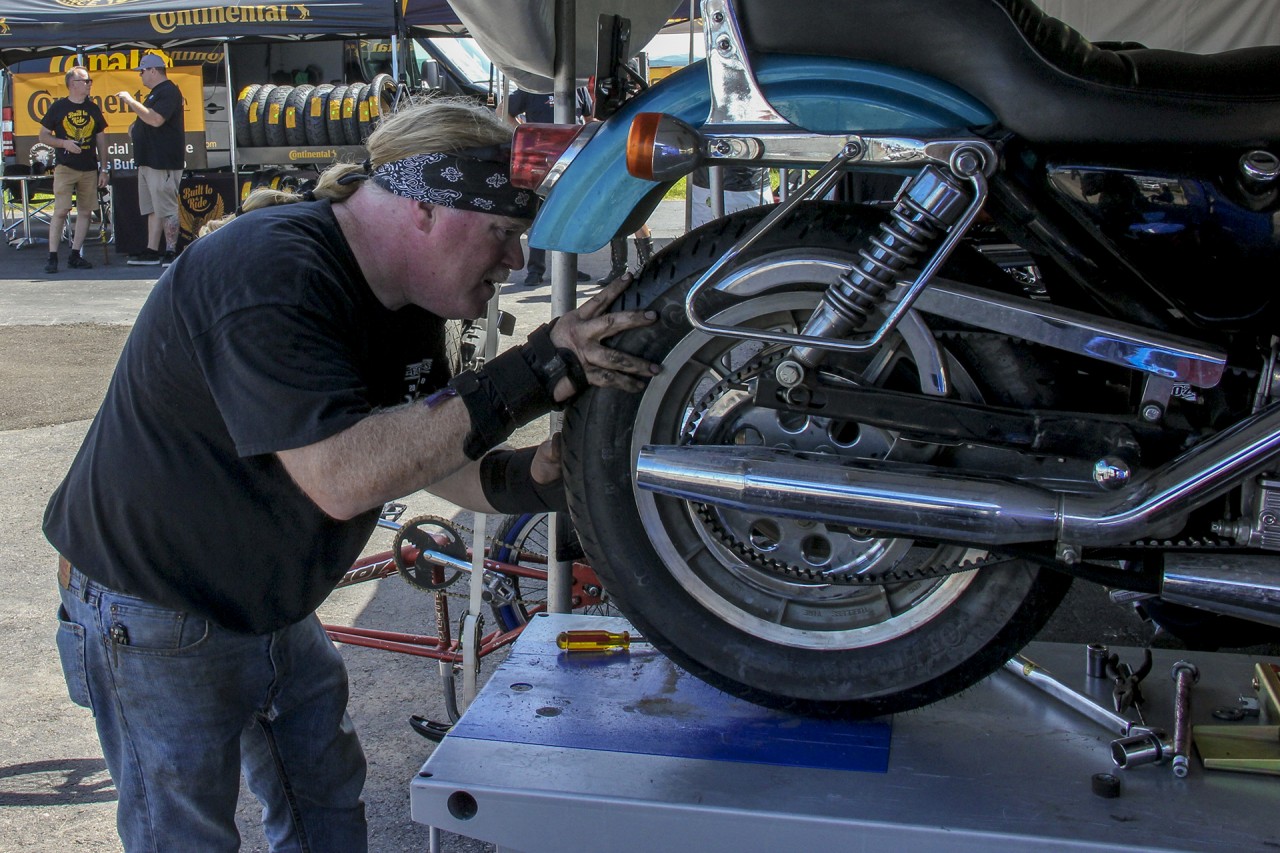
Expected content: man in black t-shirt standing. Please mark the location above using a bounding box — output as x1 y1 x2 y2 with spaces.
115 52 184 266
38 66 109 274
45 99 658 852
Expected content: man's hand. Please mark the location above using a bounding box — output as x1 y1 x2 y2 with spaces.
548 273 660 400
62 140 83 154
531 433 563 486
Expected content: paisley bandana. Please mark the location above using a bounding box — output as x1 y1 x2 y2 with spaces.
370 149 538 219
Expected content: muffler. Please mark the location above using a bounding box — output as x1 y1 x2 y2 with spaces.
1161 554 1280 628
635 401 1280 548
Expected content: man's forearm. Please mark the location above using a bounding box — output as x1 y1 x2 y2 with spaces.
277 394 478 520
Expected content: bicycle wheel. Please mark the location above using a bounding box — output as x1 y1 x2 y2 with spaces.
490 512 614 632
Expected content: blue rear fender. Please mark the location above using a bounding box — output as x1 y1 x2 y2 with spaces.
529 54 995 254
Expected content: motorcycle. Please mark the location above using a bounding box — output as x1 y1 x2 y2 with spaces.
504 0 1280 717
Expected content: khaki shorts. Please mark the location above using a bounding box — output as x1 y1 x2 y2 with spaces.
138 166 182 221
52 165 98 216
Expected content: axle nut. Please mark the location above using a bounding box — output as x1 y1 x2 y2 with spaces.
1091 772 1121 798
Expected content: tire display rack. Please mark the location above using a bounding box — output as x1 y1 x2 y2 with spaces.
411 613 1280 853
232 73 394 167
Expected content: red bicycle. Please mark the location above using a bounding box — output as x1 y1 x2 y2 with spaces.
322 508 613 722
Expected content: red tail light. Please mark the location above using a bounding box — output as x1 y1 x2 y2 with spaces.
511 123 585 191
2 106 13 159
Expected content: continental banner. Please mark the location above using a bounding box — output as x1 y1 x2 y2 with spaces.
11 64 206 169
0 1 395 51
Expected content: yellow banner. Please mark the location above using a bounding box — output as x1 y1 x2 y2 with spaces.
12 66 206 137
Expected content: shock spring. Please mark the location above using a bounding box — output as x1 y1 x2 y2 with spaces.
793 164 973 368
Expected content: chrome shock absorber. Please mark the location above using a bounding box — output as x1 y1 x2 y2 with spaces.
791 164 974 368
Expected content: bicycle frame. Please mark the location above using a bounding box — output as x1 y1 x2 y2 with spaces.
321 531 604 663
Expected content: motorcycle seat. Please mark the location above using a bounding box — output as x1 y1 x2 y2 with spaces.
739 0 1280 147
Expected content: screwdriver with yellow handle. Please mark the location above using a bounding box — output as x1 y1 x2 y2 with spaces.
556 629 644 652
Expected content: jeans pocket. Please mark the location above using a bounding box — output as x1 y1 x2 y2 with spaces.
55 605 92 709
102 591 210 656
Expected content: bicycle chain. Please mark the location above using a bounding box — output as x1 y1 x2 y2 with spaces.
392 514 550 609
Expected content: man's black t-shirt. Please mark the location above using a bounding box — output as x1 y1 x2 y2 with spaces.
41 98 107 172
131 78 185 170
44 200 450 634
507 87 591 124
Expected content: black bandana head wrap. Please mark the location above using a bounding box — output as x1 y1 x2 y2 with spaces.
370 146 538 219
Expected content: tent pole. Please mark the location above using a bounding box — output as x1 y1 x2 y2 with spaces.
547 0 576 616
222 41 236 176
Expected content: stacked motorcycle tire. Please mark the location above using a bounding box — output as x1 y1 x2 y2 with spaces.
234 74 394 147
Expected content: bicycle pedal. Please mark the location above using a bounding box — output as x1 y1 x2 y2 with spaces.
409 714 452 742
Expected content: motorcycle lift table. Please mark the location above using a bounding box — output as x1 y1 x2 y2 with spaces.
410 613 1279 852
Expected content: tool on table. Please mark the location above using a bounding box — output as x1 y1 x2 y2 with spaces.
1003 654 1151 738
1169 660 1199 778
556 629 642 652
1106 647 1153 726
1194 662 1280 776
1086 643 1109 679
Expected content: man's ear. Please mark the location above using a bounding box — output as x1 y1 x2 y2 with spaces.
414 201 436 235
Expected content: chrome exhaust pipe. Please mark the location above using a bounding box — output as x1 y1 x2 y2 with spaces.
1161 554 1280 628
635 402 1280 548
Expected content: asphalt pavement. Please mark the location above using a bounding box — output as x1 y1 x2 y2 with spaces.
0 212 677 852
0 196 1189 852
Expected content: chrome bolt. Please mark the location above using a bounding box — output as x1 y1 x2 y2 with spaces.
1057 543 1080 565
843 139 864 159
1093 456 1131 491
716 36 732 53
1263 512 1279 527
775 360 805 388
1141 403 1163 423
712 11 725 23
951 148 982 177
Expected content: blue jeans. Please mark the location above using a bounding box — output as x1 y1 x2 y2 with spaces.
55 565 367 852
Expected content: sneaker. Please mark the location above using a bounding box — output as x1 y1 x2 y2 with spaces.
127 248 162 266
161 250 177 267
44 256 58 274
67 253 93 270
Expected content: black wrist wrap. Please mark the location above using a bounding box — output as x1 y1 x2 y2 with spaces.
479 447 568 514
449 321 584 460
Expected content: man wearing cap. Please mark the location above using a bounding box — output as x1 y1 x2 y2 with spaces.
116 53 184 266
46 99 658 851
38 65 109 273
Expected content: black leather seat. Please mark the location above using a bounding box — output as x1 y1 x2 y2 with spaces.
739 0 1280 146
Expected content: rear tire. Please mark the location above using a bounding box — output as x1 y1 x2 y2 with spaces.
563 203 1072 717
304 84 333 146
263 85 290 147
342 83 366 148
326 84 349 145
233 84 260 148
248 84 275 148
283 85 313 147
362 73 393 141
